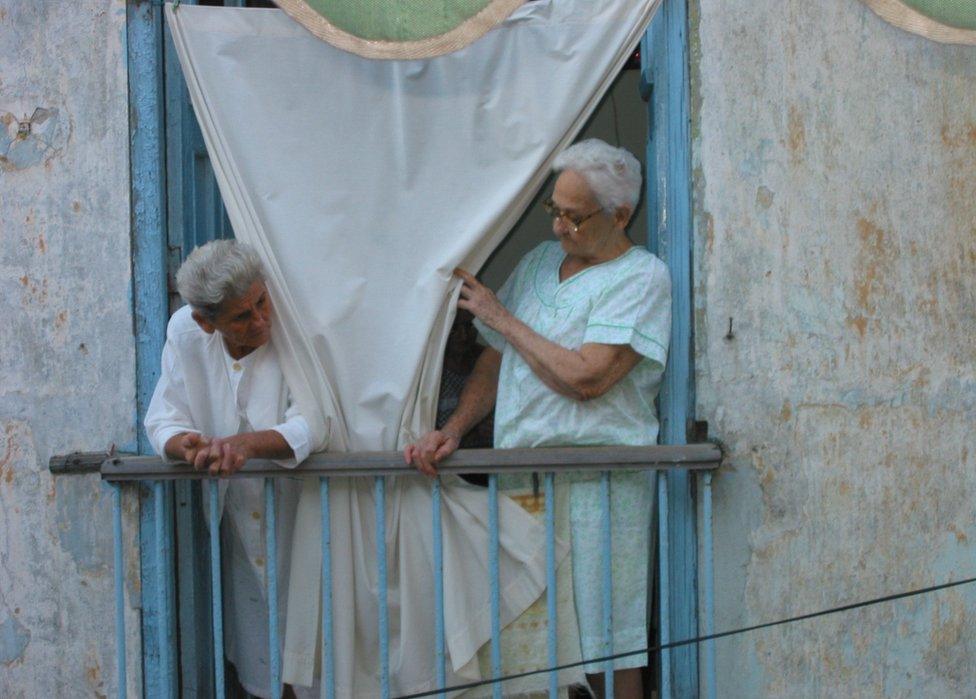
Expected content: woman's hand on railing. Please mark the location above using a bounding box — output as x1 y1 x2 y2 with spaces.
403 429 460 477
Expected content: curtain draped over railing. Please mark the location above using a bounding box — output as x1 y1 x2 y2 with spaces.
166 1 661 694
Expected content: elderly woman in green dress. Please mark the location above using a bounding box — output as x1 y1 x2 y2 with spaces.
405 138 670 699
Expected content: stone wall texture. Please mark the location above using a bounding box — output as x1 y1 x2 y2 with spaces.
692 0 976 695
0 1 141 696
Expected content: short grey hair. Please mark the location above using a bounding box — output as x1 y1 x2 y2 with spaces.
176 239 265 321
552 139 642 213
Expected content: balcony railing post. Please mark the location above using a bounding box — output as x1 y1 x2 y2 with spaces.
208 480 225 699
154 481 175 698
320 477 336 699
601 471 615 698
432 478 447 697
545 472 558 699
265 478 281 696
658 471 672 699
112 484 127 699
488 473 502 699
375 476 390 698
701 472 717 699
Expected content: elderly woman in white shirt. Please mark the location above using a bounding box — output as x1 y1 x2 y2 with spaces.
145 239 311 699
406 139 671 699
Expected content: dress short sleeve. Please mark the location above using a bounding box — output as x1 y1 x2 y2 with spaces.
582 253 671 368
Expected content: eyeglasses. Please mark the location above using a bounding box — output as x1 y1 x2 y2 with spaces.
543 198 604 234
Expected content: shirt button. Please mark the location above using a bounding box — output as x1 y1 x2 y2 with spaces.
232 362 242 371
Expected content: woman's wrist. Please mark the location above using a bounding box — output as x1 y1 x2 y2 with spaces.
440 422 463 442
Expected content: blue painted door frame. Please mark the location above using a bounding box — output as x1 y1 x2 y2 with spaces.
643 1 700 696
129 1 701 696
128 1 242 696
127 2 177 697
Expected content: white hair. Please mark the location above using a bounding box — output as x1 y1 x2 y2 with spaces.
175 239 265 321
552 138 642 213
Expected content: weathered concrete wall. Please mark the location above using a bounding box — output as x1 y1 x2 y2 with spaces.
692 0 976 695
0 1 141 695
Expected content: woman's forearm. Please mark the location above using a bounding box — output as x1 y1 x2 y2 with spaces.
494 315 594 398
442 347 502 438
454 267 638 403
494 314 639 401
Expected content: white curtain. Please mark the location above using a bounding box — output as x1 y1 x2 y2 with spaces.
166 2 659 695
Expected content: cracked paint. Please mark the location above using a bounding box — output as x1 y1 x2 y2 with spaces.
0 107 68 173
694 0 976 694
1 1 140 696
0 614 30 665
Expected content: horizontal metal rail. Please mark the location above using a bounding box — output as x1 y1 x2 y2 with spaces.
99 444 721 481
104 444 721 698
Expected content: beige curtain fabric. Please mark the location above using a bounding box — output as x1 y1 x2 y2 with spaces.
166 1 660 695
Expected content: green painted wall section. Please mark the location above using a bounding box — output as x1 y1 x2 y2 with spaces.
304 0 494 40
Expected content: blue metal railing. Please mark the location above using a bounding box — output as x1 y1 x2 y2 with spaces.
320 477 336 699
208 480 225 699
103 444 720 699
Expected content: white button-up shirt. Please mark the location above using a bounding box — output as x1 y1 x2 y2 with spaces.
145 305 310 465
144 304 311 698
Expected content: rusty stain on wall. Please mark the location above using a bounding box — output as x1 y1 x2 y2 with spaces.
693 0 976 694
786 104 806 163
1 1 140 696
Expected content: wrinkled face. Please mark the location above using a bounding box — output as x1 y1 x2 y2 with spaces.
197 280 273 354
550 170 615 258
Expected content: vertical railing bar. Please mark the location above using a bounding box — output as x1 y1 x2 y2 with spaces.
701 472 717 699
113 484 127 699
432 478 446 697
265 478 281 696
375 476 390 699
153 481 172 698
209 480 225 699
658 471 672 699
601 471 614 699
488 474 502 699
320 478 335 699
544 472 558 699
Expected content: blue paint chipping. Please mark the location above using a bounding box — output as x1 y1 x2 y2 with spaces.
643 1 700 695
0 614 30 665
127 0 169 457
127 2 178 697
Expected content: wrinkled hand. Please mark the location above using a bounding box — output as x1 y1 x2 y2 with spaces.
180 433 212 467
403 429 460 477
202 436 250 477
454 269 508 331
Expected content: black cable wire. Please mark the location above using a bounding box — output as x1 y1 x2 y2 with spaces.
395 575 976 698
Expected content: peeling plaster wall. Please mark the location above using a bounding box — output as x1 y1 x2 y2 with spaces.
0 1 141 696
692 0 976 695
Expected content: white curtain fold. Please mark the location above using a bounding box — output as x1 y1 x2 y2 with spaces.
166 2 659 695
